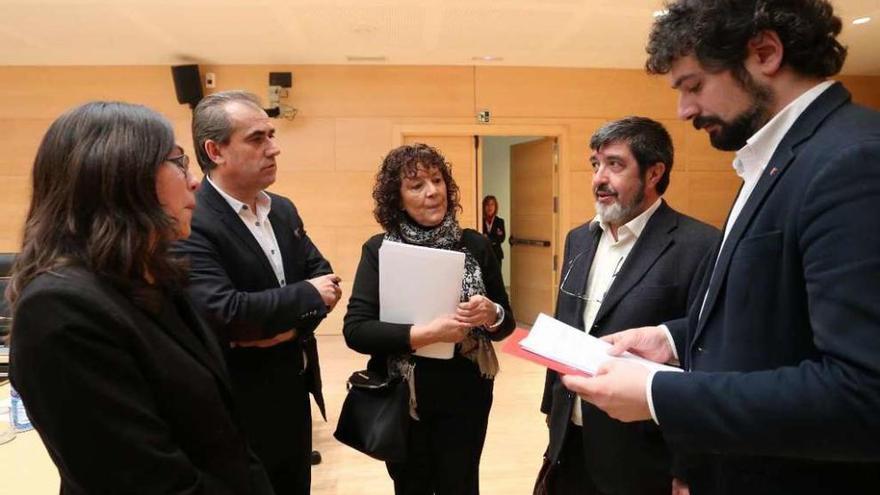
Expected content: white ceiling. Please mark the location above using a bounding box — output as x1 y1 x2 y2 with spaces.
1 0 877 74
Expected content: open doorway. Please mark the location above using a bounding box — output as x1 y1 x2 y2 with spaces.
481 136 558 327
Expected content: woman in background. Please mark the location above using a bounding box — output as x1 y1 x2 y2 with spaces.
482 195 506 269
8 101 274 495
343 143 515 495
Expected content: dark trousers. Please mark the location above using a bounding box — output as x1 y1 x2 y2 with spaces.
551 425 602 495
386 355 494 495
552 423 669 495
228 340 311 495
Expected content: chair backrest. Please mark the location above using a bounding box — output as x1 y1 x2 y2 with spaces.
0 253 17 342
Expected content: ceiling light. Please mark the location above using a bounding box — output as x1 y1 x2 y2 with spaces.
853 17 871 25
346 55 387 62
472 55 503 62
653 10 668 17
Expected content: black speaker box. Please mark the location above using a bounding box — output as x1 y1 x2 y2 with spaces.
171 64 203 109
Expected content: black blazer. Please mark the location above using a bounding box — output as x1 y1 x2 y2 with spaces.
541 200 719 494
10 267 273 495
653 83 880 494
482 216 506 262
343 229 515 374
172 179 333 417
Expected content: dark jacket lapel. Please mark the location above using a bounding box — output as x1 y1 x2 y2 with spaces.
132 290 235 399
560 222 602 331
594 200 676 325
692 82 852 345
198 178 277 282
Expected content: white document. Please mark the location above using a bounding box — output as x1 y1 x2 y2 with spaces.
520 313 682 374
379 240 465 359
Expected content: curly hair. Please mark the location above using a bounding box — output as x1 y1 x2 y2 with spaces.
372 143 461 233
646 0 847 78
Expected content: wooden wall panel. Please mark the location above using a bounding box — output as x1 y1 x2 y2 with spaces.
204 65 476 118
334 118 394 171
475 67 678 119
2 64 880 330
273 117 336 172
0 66 192 120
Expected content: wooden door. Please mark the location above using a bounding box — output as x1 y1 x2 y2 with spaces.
403 135 478 229
509 137 557 325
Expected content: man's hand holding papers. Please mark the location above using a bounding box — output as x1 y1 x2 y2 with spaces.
511 314 681 422
562 324 680 422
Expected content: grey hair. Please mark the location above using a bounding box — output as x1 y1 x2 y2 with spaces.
191 90 263 173
589 116 674 195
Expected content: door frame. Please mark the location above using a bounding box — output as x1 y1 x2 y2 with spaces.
393 123 571 310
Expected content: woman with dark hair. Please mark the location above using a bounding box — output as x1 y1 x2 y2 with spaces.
481 195 506 269
8 101 274 495
343 143 515 495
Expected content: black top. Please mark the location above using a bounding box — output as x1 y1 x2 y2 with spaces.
343 229 515 374
10 266 273 495
482 216 506 262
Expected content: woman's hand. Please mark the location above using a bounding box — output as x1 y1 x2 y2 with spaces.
455 295 497 328
410 315 470 349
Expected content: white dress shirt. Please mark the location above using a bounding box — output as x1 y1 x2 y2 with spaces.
571 198 662 426
206 175 286 287
646 80 836 424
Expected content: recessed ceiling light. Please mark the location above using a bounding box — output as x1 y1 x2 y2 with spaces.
853 17 871 25
346 55 387 62
472 55 503 62
653 10 668 17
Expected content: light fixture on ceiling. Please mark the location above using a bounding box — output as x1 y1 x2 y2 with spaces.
653 10 668 17
346 55 387 62
472 55 503 62
853 16 871 25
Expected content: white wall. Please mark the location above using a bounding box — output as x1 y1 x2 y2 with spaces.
481 136 542 286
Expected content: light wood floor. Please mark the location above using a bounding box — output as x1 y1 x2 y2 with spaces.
312 334 548 495
1 334 550 495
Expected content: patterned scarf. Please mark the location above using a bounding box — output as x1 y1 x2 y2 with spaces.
385 213 501 417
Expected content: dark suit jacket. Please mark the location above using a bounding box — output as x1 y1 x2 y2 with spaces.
172 178 332 417
541 200 719 494
482 216 506 262
10 267 273 495
653 83 880 494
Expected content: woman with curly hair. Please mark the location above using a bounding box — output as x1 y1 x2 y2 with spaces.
8 101 274 494
343 143 515 494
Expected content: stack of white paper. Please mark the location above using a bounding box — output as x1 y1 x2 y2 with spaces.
379 240 465 359
520 313 682 374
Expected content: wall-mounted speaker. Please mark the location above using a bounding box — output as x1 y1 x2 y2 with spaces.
171 64 203 109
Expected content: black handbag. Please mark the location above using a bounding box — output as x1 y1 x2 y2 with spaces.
532 452 557 495
333 369 410 462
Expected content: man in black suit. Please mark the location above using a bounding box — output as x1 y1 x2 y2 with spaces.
562 1 880 494
174 90 342 495
541 117 718 495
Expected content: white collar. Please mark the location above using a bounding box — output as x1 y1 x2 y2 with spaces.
206 175 272 217
594 197 663 239
733 80 835 180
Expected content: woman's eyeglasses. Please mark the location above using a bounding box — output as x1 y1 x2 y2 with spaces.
166 151 191 178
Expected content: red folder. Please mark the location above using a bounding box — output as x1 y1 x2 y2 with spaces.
501 328 592 377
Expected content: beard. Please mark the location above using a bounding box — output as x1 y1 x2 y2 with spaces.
595 179 646 226
693 72 774 151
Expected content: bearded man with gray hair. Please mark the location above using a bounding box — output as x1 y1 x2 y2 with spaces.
540 116 718 495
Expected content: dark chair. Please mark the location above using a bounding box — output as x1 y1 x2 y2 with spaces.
0 253 16 379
